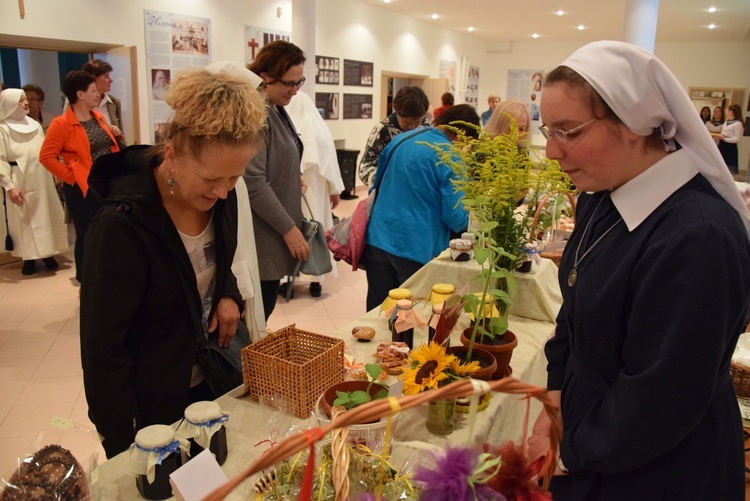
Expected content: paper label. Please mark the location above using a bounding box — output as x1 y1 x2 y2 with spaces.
50 416 72 429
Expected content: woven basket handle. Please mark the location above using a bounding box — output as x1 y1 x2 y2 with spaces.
529 192 577 244
203 377 562 500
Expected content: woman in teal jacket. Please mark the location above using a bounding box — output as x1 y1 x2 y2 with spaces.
363 104 479 311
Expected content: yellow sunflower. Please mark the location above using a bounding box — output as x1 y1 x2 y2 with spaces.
448 357 480 377
400 342 455 395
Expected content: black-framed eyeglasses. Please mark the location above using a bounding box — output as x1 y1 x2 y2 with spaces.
278 77 306 89
539 118 597 145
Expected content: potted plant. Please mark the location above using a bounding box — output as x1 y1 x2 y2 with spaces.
321 363 389 423
424 118 572 377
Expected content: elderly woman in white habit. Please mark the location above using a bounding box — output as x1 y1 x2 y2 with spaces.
0 89 67 276
285 91 344 298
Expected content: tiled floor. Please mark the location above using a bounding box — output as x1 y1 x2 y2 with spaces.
0 191 367 476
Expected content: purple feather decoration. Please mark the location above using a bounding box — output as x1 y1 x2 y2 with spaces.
413 447 506 501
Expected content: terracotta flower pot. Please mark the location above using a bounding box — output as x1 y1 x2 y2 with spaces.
321 380 385 424
445 345 497 381
460 328 518 380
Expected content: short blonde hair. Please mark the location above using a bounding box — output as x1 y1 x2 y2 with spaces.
161 69 267 158
484 99 528 137
487 93 500 103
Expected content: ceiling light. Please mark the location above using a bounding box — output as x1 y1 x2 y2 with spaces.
468 26 475 32
556 10 564 16
431 13 438 20
708 23 716 29
708 7 716 13
532 33 540 38
383 0 391 3
577 25 585 30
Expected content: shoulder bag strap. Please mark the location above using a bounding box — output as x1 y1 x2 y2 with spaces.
371 127 432 209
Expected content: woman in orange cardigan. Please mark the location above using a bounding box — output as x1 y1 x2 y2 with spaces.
40 70 119 282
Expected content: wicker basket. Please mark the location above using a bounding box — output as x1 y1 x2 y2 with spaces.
242 325 345 419
731 360 750 403
529 192 577 266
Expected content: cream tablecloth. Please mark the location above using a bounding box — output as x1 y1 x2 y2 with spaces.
97 257 562 499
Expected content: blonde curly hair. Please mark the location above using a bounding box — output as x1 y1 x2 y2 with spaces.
158 68 267 158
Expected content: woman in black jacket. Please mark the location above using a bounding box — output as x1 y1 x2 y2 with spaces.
80 68 267 458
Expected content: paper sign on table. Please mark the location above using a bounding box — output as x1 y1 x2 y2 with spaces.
169 449 228 501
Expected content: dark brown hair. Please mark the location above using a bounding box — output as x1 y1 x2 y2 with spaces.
22 83 45 100
61 71 96 104
728 104 744 124
440 92 454 105
82 59 113 77
247 41 306 84
434 103 480 139
392 86 429 118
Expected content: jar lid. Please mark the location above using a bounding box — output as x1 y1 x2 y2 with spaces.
432 302 444 314
134 424 175 448
431 283 455 295
473 292 496 304
388 288 412 300
185 401 223 424
396 299 413 310
450 239 473 251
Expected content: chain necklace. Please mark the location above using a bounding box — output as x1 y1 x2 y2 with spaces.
568 195 623 288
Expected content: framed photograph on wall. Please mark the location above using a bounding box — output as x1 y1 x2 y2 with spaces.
343 94 373 119
315 92 339 120
343 59 373 87
315 56 340 85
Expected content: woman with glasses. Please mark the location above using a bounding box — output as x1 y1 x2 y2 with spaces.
527 41 750 499
245 41 309 319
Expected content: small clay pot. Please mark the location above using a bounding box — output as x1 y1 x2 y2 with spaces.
321 380 385 424
445 345 497 381
460 328 518 380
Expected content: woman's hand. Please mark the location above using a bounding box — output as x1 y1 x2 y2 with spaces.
109 125 124 139
527 390 565 474
330 194 340 210
283 226 310 261
208 297 240 347
8 188 24 206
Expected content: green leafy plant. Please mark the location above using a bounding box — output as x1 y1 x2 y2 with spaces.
423 117 572 359
333 363 389 410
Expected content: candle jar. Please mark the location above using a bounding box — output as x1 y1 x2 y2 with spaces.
384 288 412 330
131 425 184 500
182 401 229 465
391 299 415 349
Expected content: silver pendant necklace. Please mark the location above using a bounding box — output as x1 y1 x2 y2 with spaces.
568 195 623 288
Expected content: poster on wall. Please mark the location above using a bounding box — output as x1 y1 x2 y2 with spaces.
506 69 545 130
343 94 373 119
343 59 373 87
315 92 339 120
244 25 291 65
465 65 480 108
315 56 340 85
144 9 211 144
439 59 456 95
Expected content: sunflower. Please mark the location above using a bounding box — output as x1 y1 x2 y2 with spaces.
448 357 480 377
400 342 455 395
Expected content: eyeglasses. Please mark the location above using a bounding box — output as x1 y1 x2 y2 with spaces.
539 118 597 145
278 77 306 89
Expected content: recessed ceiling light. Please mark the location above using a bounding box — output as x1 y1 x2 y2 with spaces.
708 23 716 29
468 26 475 32
708 7 717 13
578 25 585 30
556 10 564 16
532 33 540 38
431 13 438 20
383 0 391 3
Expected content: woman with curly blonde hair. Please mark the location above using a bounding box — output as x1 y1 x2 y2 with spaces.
80 68 267 458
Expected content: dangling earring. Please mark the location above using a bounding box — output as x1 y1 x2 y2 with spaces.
167 176 175 196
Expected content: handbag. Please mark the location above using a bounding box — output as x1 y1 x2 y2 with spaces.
196 318 251 397
296 192 333 277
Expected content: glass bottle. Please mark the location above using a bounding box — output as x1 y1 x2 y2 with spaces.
391 299 415 349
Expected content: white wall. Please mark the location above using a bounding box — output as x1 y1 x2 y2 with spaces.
1 0 747 170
